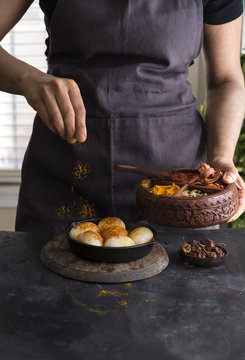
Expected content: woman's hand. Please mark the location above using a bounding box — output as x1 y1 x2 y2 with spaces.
0 0 87 144
20 71 87 144
223 167 245 223
210 160 245 222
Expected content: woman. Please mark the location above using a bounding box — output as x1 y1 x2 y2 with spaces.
0 0 244 232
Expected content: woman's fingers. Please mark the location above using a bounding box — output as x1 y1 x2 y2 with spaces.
41 85 66 138
53 80 77 143
211 162 245 223
23 74 87 143
68 83 87 143
31 97 57 134
227 175 245 222
222 167 239 185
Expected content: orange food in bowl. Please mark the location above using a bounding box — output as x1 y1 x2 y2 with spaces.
101 225 128 241
149 183 180 196
98 217 126 231
69 221 100 240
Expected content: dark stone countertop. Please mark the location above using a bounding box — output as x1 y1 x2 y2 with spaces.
0 226 245 360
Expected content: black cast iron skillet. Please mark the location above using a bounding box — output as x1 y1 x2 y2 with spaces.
66 218 157 263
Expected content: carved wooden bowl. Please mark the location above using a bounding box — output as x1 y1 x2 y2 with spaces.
136 168 238 228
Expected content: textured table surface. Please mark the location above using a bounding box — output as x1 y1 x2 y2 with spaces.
0 226 245 360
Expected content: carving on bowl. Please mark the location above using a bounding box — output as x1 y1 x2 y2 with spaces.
136 168 238 228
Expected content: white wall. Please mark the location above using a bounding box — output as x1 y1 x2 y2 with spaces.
188 54 206 109
0 183 19 230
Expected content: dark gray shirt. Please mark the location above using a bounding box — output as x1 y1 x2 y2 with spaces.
39 0 244 56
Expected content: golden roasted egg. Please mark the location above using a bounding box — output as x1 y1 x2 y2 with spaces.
104 236 136 247
98 217 126 231
101 225 128 241
69 221 100 240
129 227 153 245
76 230 104 246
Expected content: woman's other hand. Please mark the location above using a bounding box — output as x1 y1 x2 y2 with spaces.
223 166 245 223
20 72 87 144
211 160 245 222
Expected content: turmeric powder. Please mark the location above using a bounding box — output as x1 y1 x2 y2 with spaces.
101 226 128 241
150 183 180 196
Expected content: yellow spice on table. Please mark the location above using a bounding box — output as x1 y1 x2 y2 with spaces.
150 183 180 196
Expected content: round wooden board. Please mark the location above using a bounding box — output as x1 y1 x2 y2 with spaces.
40 234 169 283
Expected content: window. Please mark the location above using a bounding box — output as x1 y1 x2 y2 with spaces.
0 0 47 171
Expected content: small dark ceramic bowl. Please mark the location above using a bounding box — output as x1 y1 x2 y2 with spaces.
66 218 157 263
179 246 227 266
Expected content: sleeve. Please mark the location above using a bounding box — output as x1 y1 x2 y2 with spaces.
204 0 244 25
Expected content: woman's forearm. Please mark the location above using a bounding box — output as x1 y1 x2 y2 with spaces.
205 79 245 167
0 45 44 95
203 17 245 169
0 45 87 143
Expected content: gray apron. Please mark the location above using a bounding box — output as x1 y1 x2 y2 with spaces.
16 0 206 232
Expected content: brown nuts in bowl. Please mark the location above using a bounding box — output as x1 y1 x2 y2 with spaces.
179 238 227 266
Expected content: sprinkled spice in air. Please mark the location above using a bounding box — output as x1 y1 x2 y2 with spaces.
78 196 97 219
73 160 90 181
56 203 73 217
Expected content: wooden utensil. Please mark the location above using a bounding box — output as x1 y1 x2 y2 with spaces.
114 164 181 182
